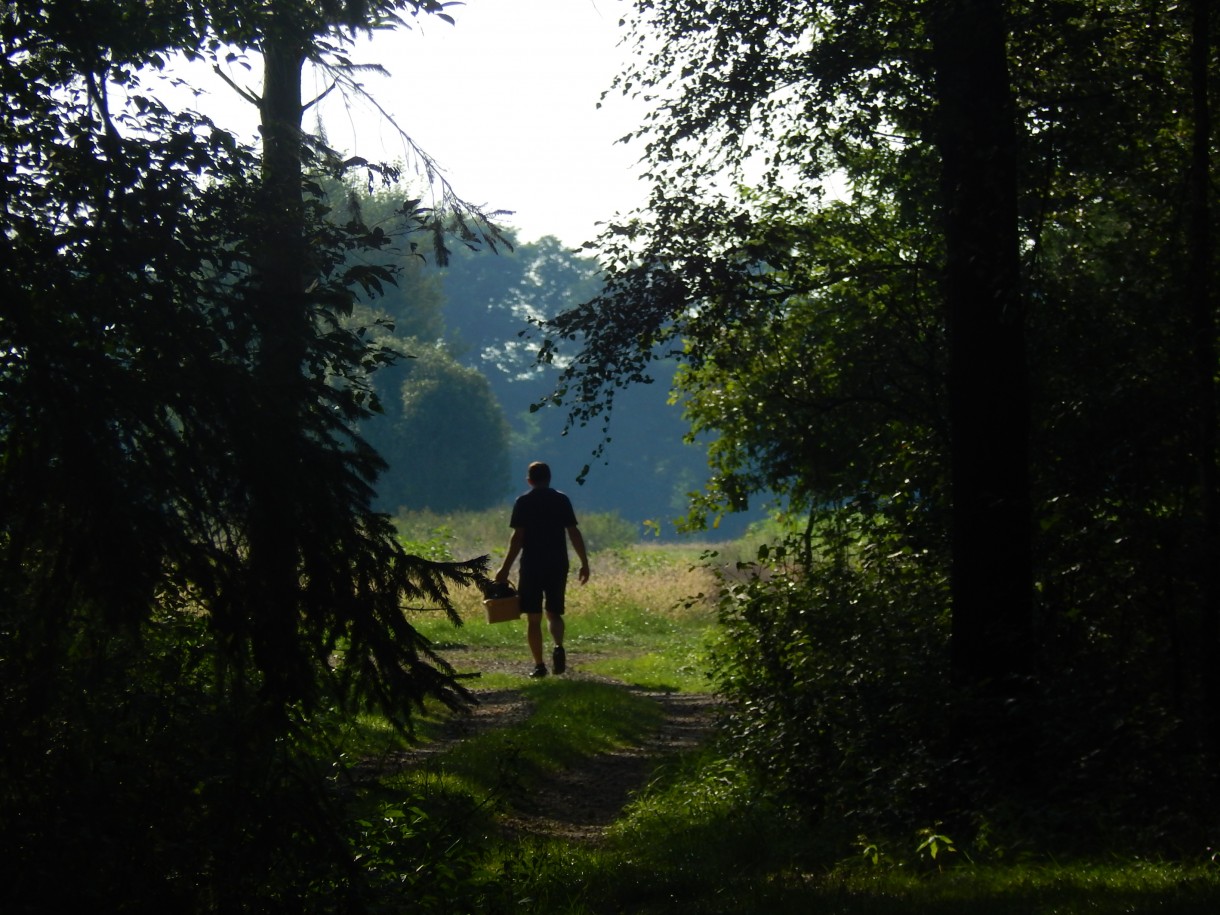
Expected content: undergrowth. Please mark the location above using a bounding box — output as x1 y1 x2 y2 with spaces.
345 523 1220 913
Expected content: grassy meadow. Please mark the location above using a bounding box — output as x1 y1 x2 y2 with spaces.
396 508 729 691
351 509 1220 914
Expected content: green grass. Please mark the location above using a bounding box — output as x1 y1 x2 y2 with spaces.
385 679 665 804
807 862 1220 915
364 534 1220 913
517 741 1220 914
408 541 720 693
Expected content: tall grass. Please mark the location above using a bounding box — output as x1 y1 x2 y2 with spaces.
393 506 644 564
408 539 722 693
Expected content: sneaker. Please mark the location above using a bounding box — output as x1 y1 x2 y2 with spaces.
552 645 566 675
529 664 548 678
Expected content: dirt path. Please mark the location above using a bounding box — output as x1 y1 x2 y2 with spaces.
376 661 720 843
500 689 719 842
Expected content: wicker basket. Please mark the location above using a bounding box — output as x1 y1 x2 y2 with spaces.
483 594 522 623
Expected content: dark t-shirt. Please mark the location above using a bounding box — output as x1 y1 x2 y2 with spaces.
509 486 578 573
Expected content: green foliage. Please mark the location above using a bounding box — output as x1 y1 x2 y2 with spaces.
573 510 641 553
328 190 722 532
436 234 603 381
437 668 1220 912
395 507 512 559
0 606 453 913
333 800 484 914
330 182 450 345
708 513 955 835
397 524 461 561
534 0 1220 854
672 193 945 523
437 237 723 538
0 3 501 911
709 511 1220 853
366 342 513 513
323 181 520 515
306 536 1220 912
915 826 957 866
5 0 1218 907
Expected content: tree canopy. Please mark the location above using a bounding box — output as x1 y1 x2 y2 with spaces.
536 0 1219 841
1 1 513 907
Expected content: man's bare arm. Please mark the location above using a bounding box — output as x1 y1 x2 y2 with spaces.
568 525 590 584
496 528 525 583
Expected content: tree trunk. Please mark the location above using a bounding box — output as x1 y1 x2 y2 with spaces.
247 11 311 705
1187 0 1219 756
929 0 1035 692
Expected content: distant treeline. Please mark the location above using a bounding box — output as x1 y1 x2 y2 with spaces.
343 205 761 538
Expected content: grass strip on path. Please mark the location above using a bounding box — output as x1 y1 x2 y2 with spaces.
382 678 666 816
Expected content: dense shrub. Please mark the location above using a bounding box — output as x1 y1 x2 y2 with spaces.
709 511 954 839
0 594 486 913
577 511 641 553
710 501 1220 856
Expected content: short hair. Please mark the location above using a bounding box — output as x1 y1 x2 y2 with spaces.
527 461 552 484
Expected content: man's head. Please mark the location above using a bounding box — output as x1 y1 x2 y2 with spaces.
527 461 552 486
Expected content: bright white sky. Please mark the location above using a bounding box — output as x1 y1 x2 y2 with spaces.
169 0 649 248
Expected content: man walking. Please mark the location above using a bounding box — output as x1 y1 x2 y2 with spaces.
495 461 590 677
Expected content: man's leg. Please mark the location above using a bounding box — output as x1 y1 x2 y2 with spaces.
547 612 566 674
544 572 568 674
526 613 545 666
519 569 547 674
546 611 565 649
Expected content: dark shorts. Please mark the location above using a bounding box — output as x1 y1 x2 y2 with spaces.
518 564 568 615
